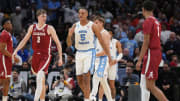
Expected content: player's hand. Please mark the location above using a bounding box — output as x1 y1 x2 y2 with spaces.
14 56 19 63
58 58 63 67
12 52 19 63
68 27 75 37
109 58 117 66
136 61 141 71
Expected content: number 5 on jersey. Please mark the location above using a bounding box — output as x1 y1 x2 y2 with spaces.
80 34 86 41
37 36 40 43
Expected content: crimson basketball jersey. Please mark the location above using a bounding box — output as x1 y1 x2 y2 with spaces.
143 16 161 50
32 24 51 54
0 30 13 57
0 30 13 78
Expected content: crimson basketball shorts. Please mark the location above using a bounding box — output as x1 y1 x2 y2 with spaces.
0 55 12 79
31 52 51 75
141 49 161 80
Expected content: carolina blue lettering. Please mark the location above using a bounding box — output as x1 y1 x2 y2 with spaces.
79 41 89 44
79 30 87 33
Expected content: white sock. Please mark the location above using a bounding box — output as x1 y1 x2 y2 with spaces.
34 71 45 101
100 76 112 101
140 74 150 101
99 99 102 101
112 98 115 101
84 98 89 101
91 73 100 97
2 96 8 101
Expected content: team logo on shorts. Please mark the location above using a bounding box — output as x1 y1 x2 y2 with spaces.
148 72 153 79
0 72 4 76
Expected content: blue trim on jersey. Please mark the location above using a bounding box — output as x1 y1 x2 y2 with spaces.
89 49 96 74
77 48 95 52
96 56 107 77
93 35 97 48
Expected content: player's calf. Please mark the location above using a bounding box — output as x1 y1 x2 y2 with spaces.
34 71 45 101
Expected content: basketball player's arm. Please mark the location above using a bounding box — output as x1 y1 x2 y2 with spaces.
92 24 111 60
96 31 111 57
0 43 12 58
66 24 75 47
136 34 150 70
116 41 123 61
48 26 62 66
13 25 33 55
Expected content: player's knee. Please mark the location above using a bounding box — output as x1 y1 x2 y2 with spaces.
37 71 45 80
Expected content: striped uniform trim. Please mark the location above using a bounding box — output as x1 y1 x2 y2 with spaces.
145 49 150 74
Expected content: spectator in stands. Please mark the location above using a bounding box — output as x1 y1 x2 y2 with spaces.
49 68 75 101
122 66 139 86
169 55 179 67
63 3 79 24
134 19 144 44
158 63 178 101
123 31 139 58
133 47 140 63
161 23 171 45
17 47 29 62
120 48 132 64
120 66 139 101
164 32 177 61
9 68 27 100
22 61 30 69
10 6 24 35
48 0 61 24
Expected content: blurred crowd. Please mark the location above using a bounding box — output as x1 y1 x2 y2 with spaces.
0 0 180 101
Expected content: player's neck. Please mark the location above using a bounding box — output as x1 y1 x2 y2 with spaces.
80 19 89 26
145 12 153 19
4 29 10 33
37 22 45 28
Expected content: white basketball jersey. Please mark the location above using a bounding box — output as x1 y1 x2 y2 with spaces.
110 38 118 59
96 29 108 54
75 21 96 50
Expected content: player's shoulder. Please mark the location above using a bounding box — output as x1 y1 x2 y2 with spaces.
0 30 10 39
145 16 157 23
1 30 9 36
28 24 36 30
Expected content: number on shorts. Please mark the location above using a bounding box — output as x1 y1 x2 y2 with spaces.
37 36 40 43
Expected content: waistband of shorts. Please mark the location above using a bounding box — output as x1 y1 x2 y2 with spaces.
96 56 108 58
77 48 95 52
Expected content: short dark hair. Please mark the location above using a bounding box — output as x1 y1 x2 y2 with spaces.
36 9 47 17
12 68 20 74
78 7 88 12
143 0 155 11
1 18 10 26
93 16 105 25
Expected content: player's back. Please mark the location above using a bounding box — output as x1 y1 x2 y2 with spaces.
0 30 13 56
32 24 51 54
143 16 161 50
74 21 96 51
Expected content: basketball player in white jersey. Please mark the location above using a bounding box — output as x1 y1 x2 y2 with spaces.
90 16 113 101
66 8 115 101
98 29 123 101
